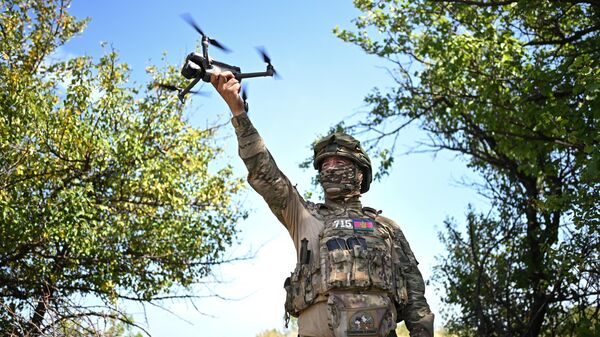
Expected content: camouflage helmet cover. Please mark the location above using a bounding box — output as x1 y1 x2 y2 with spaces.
313 132 372 193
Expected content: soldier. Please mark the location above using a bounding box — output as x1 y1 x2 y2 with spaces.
211 71 434 337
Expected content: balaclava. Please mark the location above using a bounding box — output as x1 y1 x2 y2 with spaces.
319 160 362 200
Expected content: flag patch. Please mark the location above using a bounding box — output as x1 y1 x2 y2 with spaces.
352 219 374 232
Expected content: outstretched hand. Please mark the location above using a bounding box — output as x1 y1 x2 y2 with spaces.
210 71 246 116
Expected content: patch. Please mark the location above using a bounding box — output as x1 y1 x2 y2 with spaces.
352 218 374 232
348 310 377 335
332 218 354 230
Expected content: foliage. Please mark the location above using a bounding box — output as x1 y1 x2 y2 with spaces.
254 329 290 337
335 0 599 336
50 317 143 337
255 322 449 337
395 322 409 337
395 321 450 336
0 0 246 335
255 317 297 337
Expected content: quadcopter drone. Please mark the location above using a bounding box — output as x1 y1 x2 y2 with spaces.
159 13 279 109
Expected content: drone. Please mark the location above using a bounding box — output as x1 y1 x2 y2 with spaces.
158 13 279 108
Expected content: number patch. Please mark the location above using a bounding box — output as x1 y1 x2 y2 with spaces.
332 219 353 229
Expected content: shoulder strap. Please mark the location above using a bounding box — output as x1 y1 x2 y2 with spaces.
362 206 381 218
362 206 397 239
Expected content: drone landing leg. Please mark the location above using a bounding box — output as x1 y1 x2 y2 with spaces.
179 77 202 103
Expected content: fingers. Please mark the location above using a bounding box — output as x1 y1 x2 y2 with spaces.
211 71 235 87
210 71 220 87
211 71 240 94
221 75 240 93
210 71 245 115
219 71 235 81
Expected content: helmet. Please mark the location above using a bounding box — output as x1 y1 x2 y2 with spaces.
313 132 372 193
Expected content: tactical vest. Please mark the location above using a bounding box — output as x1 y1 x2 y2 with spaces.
284 207 408 320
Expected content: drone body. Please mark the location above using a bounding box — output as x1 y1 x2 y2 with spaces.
173 13 279 104
181 53 241 83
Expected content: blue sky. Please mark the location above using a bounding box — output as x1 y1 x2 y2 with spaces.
64 1 486 336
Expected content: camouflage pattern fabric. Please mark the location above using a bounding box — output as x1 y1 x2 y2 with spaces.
371 213 435 337
313 132 373 193
319 163 361 199
231 113 434 337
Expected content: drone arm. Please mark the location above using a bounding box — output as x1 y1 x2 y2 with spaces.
236 64 275 80
236 71 273 80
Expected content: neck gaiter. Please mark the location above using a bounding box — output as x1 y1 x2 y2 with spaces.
319 163 361 200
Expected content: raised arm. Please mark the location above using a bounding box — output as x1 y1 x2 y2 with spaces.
210 72 309 236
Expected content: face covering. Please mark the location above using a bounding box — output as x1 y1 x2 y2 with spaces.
319 162 362 199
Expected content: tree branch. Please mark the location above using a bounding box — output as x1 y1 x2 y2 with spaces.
525 24 600 46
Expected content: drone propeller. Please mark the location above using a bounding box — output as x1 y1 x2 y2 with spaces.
241 84 249 112
156 83 209 97
157 83 179 92
181 13 232 53
256 46 280 79
241 84 248 102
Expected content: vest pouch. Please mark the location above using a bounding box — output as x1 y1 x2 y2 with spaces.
291 267 305 316
368 248 394 292
350 246 370 288
286 264 314 316
326 292 396 337
326 249 352 289
283 276 300 317
304 266 315 304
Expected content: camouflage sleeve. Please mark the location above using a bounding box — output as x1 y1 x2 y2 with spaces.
230 113 298 227
392 225 435 337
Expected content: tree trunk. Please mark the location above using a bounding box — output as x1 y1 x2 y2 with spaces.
522 177 548 337
26 287 51 337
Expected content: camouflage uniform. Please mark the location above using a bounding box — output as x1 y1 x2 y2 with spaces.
231 113 434 337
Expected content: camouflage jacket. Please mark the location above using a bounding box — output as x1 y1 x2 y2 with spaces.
231 113 434 337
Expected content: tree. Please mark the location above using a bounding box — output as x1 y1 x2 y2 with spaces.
0 0 246 335
334 0 599 336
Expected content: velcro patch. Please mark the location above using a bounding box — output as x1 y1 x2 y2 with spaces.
348 310 377 335
332 219 354 230
352 219 374 232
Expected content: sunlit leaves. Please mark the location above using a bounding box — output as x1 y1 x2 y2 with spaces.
0 0 246 335
337 0 599 335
